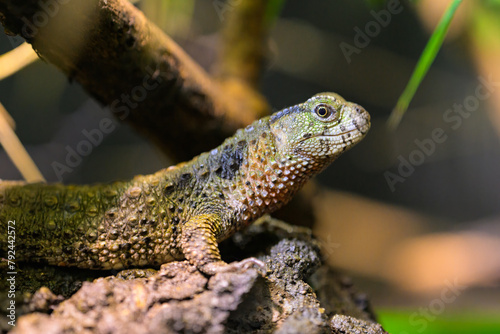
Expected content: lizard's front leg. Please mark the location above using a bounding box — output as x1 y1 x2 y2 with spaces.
180 213 266 275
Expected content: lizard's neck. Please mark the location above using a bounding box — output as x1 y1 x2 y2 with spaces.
224 118 318 225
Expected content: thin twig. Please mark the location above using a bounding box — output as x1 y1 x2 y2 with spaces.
0 42 39 81
0 101 45 183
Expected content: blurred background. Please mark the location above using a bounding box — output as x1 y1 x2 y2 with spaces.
1 0 499 332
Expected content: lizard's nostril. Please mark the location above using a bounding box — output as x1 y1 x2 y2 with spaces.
355 106 370 125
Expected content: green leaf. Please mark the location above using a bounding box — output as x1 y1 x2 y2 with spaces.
387 0 463 130
379 310 500 334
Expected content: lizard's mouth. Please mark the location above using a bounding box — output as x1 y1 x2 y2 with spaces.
297 129 363 144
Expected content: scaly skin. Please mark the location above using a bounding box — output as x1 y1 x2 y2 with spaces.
0 93 370 274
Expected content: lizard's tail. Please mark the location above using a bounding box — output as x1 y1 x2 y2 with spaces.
0 179 137 268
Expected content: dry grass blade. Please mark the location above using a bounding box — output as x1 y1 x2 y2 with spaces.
0 101 45 183
0 42 39 81
0 101 15 129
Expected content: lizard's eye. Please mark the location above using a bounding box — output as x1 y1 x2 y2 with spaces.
313 104 337 121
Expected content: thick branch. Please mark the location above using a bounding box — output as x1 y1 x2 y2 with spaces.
216 0 269 88
0 0 269 161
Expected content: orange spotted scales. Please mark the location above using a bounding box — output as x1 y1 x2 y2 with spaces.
0 93 370 274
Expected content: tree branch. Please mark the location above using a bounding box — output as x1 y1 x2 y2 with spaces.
0 0 269 161
216 0 269 89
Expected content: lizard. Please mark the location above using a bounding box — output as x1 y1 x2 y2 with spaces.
0 92 370 275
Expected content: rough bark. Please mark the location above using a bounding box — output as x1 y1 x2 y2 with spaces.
1 220 388 334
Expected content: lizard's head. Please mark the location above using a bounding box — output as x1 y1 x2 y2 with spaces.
269 92 370 169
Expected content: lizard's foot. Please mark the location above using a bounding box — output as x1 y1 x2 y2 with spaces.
199 257 267 276
181 215 267 276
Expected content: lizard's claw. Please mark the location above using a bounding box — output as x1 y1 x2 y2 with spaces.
199 257 267 276
234 257 267 276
